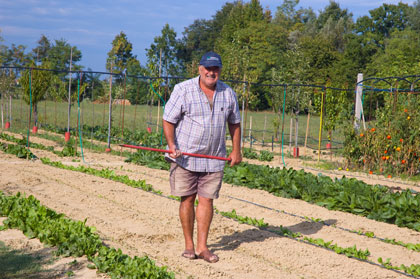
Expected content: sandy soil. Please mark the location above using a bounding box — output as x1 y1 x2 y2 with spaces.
1 130 420 278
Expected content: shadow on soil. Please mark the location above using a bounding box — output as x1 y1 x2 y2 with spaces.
209 219 337 252
0 240 87 279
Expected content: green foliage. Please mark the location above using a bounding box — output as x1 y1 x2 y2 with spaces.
0 142 34 159
343 91 420 176
106 31 139 83
259 150 274 162
217 209 268 227
0 192 174 278
223 162 420 231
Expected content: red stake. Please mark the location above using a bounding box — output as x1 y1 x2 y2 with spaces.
120 144 231 161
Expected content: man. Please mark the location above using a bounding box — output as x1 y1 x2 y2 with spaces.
163 51 241 263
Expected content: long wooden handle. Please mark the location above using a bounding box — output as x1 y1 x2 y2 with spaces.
120 144 231 161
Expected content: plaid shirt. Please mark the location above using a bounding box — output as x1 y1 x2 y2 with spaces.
163 76 241 172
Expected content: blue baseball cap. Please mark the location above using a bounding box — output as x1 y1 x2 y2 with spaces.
199 51 222 68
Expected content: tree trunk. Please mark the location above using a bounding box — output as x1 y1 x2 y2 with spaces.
34 104 38 127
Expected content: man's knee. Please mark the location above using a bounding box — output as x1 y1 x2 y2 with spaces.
181 193 196 205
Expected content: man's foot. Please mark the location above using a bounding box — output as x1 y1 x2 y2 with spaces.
198 250 219 263
181 249 197 260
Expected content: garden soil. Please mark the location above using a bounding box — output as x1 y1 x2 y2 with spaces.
1 132 420 278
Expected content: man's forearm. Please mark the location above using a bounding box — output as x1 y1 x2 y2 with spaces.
163 120 176 149
228 123 241 151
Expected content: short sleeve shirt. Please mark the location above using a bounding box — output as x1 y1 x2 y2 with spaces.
163 76 241 172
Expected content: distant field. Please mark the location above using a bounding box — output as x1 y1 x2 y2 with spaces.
4 99 345 150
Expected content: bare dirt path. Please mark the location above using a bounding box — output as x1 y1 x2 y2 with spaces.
1 138 420 278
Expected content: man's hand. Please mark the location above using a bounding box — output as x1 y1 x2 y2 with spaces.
228 149 242 167
168 144 182 159
228 122 241 167
163 120 182 159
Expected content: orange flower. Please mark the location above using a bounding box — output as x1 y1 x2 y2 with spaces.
388 174 392 178
387 135 391 140
363 159 366 163
360 133 364 137
382 156 386 161
401 159 406 164
404 108 408 113
400 138 403 143
369 170 373 175
371 128 376 132
396 147 401 151
384 150 388 154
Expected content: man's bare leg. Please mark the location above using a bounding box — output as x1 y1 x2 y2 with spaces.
180 194 196 257
196 195 218 262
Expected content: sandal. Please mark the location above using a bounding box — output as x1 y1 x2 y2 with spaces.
198 250 219 263
181 249 197 260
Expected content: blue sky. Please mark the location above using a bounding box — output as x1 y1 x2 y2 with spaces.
0 0 415 72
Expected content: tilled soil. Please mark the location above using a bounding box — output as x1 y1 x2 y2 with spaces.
0 131 419 278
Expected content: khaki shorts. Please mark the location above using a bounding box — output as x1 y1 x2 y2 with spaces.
169 163 223 199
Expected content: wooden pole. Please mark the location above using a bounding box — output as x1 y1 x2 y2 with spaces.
289 117 293 154
304 100 311 156
107 66 113 150
156 48 162 133
262 113 267 146
318 89 325 163
249 116 252 148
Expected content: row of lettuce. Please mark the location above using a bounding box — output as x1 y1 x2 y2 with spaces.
1 138 420 277
1 163 419 277
128 143 420 233
0 192 174 279
1 130 419 233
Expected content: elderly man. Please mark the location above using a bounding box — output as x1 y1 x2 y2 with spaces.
163 51 241 263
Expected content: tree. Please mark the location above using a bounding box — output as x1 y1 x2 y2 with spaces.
19 62 52 127
355 3 412 49
367 29 420 77
409 0 420 31
32 35 51 64
146 24 180 78
106 31 138 82
48 39 82 72
7 44 30 67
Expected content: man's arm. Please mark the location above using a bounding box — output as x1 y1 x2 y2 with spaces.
227 122 241 167
163 120 181 158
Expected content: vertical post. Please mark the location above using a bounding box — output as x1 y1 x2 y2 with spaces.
304 100 311 156
249 116 252 148
107 69 113 151
9 94 12 125
294 110 299 157
1 92 4 129
289 118 293 154
271 135 273 151
354 73 363 130
241 83 245 149
91 81 95 148
318 88 325 163
67 47 73 133
156 49 162 133
262 113 267 147
121 72 127 140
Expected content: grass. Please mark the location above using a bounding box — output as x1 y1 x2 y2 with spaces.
5 98 345 151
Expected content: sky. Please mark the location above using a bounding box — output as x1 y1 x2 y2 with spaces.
0 0 416 72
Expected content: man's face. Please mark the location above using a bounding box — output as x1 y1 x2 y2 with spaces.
199 66 221 89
